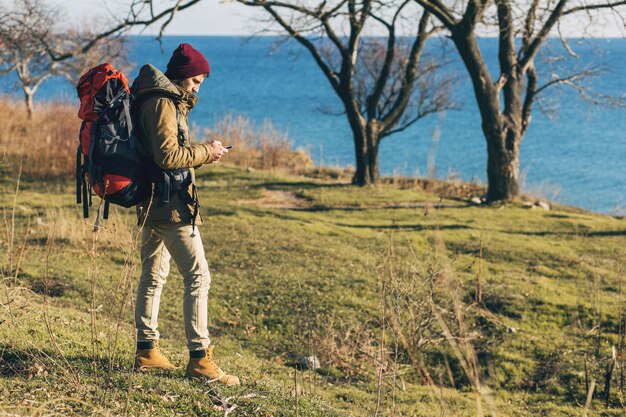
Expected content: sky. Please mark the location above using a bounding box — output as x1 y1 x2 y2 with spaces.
48 0 626 37
49 0 262 36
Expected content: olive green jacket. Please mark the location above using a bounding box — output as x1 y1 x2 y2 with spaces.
132 64 213 226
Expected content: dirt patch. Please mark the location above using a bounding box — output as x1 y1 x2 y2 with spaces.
288 201 463 211
30 278 70 297
241 190 464 210
240 190 311 209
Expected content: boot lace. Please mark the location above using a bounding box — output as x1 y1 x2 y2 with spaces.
206 351 220 369
205 348 226 378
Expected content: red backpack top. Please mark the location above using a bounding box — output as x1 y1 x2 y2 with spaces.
77 63 130 121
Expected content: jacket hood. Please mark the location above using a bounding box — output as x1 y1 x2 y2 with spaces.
131 64 198 110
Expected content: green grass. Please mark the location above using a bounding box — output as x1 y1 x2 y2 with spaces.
1 165 625 416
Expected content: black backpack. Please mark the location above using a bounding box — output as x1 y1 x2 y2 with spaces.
76 63 150 220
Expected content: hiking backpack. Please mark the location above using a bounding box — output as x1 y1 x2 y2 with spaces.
76 63 151 220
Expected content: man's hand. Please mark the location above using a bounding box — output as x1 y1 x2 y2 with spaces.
208 140 228 163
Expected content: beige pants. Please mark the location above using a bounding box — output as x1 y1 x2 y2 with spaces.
135 223 211 351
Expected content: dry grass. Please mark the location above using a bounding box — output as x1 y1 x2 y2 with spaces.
381 175 487 200
0 99 79 179
203 114 314 172
0 100 314 180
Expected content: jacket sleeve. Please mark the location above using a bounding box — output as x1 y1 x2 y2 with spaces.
140 97 213 170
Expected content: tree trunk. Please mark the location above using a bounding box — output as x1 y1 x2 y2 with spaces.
350 116 382 186
352 126 381 186
24 90 34 119
352 131 378 186
366 125 380 184
450 30 525 202
484 123 521 202
366 143 379 184
352 126 368 186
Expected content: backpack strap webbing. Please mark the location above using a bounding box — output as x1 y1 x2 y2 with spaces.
82 175 89 219
131 91 180 158
76 144 82 205
76 122 90 218
122 96 135 150
190 184 199 238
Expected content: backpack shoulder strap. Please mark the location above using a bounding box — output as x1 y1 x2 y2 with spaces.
131 91 178 116
131 91 180 151
132 91 187 147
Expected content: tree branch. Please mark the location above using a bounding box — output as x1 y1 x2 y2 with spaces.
380 111 429 138
319 1 351 60
460 0 490 31
521 0 540 57
414 0 457 29
240 0 349 58
519 0 568 72
521 64 537 135
366 0 411 119
563 0 626 15
43 0 203 61
345 0 370 70
534 66 606 95
496 0 517 75
158 0 184 42
252 3 341 95
380 11 431 132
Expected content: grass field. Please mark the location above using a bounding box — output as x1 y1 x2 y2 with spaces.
1 162 625 416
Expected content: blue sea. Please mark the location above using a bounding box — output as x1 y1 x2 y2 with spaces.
7 36 625 214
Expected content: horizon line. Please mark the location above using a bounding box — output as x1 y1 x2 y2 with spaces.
129 33 626 39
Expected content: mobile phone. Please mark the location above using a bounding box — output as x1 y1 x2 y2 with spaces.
225 145 234 150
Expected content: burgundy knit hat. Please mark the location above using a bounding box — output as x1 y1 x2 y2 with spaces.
164 43 211 80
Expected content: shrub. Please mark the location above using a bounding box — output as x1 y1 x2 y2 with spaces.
202 114 314 172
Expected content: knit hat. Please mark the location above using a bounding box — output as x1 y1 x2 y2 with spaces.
164 43 211 80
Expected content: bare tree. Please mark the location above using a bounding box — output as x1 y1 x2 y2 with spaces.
0 0 64 118
414 0 626 202
236 0 456 185
0 0 128 118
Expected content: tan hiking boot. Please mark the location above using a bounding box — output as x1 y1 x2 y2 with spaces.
186 345 240 385
135 340 179 370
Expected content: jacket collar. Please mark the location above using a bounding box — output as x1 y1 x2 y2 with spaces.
172 83 198 115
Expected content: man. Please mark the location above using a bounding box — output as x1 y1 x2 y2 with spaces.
131 43 239 385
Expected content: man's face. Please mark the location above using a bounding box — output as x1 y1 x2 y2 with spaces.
180 74 206 95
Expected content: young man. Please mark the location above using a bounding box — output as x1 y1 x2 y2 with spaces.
131 43 239 385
